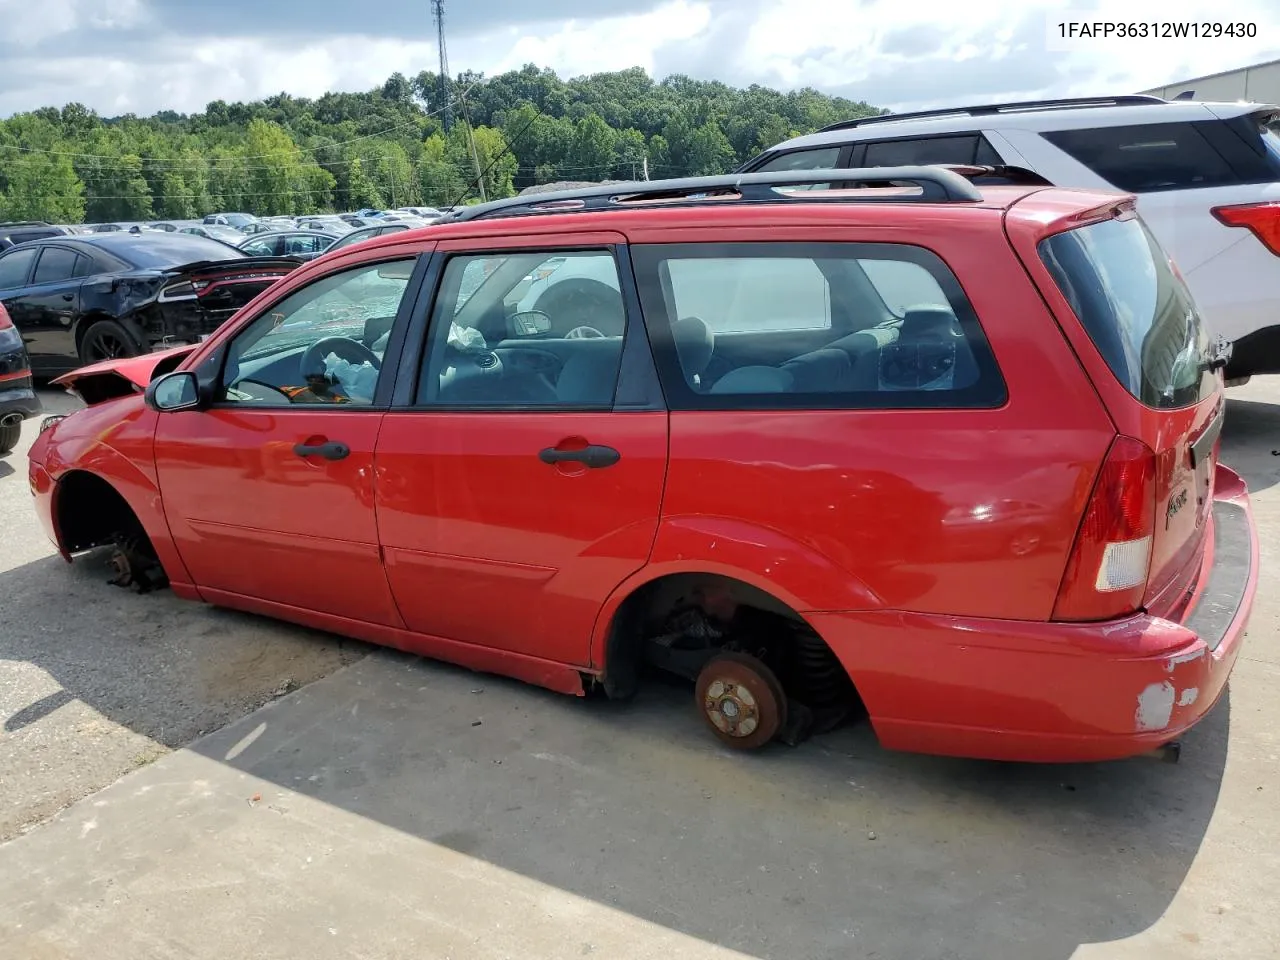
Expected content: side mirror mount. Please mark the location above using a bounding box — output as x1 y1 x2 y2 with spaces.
145 371 201 412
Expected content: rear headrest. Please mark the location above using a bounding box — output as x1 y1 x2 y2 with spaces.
671 316 715 378
900 305 958 342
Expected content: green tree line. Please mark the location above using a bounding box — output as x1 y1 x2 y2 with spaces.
0 65 881 224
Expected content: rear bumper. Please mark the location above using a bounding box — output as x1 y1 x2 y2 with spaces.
812 463 1257 763
0 376 40 424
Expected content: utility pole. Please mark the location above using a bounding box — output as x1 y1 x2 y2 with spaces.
433 0 451 133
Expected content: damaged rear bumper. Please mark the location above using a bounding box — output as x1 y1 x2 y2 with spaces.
811 463 1258 763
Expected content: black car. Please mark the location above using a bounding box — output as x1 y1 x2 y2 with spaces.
0 301 39 454
0 233 304 375
236 230 339 261
0 221 74 251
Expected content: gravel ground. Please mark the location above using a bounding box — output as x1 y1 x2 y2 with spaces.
0 390 368 840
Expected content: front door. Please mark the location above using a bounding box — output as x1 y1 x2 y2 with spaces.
375 242 669 665
153 255 422 626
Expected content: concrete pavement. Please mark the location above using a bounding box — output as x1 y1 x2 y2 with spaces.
1 382 1280 959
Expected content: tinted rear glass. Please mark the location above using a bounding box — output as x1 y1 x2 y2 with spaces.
92 234 247 269
1039 215 1215 409
1043 122 1239 192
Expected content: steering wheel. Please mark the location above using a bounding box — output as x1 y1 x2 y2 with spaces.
300 336 381 381
533 278 624 336
564 325 606 339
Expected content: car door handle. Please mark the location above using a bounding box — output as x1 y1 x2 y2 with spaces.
294 440 350 461
539 444 620 468
61 293 74 302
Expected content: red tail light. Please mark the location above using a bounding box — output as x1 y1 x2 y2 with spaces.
0 304 13 330
1211 201 1280 256
1053 436 1157 622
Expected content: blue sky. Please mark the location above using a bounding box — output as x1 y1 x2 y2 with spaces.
2 0 1278 117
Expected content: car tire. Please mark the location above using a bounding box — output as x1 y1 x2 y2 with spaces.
0 420 19 455
79 320 142 366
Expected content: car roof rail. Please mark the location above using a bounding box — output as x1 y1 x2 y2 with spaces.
0 220 54 228
440 167 985 223
817 95 1169 133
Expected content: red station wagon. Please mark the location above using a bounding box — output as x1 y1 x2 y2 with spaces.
28 167 1258 763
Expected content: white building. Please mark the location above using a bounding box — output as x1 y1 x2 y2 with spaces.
1140 58 1280 103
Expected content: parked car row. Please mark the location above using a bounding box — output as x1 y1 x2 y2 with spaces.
0 231 303 377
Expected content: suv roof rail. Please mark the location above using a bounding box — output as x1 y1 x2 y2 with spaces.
817 95 1169 133
440 167 984 223
0 220 53 228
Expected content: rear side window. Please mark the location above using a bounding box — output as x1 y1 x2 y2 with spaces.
863 135 988 167
632 241 1006 410
1039 215 1215 409
33 247 80 284
1042 122 1238 192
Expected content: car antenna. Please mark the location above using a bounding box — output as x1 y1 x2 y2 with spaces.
440 108 541 215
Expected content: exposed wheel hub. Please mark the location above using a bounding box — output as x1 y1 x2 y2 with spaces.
704 679 758 737
694 652 787 750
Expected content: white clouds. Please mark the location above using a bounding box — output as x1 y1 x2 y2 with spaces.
0 0 142 44
2 0 1279 117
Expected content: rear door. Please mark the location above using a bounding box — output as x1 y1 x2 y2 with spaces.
1029 206 1222 610
374 234 668 665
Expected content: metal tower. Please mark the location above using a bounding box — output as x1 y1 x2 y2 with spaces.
432 0 451 132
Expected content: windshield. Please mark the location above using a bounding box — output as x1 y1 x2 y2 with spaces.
1039 214 1215 410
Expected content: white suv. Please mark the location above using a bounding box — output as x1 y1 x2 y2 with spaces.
740 95 1280 381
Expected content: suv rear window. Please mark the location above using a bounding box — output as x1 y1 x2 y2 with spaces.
1043 122 1240 192
1039 214 1215 410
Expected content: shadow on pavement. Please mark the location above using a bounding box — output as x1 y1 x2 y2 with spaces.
1223 397 1280 493
0 545 1230 960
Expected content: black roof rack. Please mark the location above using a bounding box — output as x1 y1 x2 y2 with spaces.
440 167 984 224
817 95 1169 133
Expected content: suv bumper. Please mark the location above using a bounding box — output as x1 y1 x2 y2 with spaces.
811 463 1257 763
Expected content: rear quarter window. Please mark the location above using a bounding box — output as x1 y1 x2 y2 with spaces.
1038 215 1215 410
631 241 1006 410
1042 122 1239 192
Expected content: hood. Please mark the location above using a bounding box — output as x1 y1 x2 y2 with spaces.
52 345 196 406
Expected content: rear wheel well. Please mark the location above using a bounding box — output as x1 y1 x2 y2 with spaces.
598 573 863 719
56 471 144 553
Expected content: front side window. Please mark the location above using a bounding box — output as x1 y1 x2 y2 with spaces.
0 247 37 289
417 249 626 408
754 147 842 172
219 259 415 406
1039 215 1214 409
631 241 1005 410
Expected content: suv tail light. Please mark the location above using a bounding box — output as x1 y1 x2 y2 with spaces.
1053 436 1156 622
1211 201 1280 256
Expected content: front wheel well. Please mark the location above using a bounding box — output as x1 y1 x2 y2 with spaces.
598 573 863 722
55 471 144 553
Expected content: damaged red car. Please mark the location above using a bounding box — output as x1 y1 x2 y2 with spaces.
28 168 1258 763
